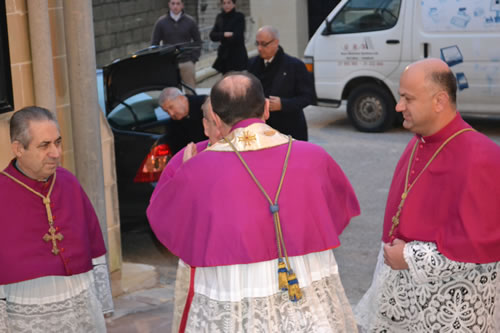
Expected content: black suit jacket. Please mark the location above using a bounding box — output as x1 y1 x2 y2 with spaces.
248 47 314 141
167 94 208 154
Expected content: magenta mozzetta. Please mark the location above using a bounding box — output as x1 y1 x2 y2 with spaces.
0 162 107 284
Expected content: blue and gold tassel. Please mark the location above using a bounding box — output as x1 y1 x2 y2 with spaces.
277 258 289 291
287 270 302 302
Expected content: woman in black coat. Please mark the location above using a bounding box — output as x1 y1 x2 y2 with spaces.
209 0 248 74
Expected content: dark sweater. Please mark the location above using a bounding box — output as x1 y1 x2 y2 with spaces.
151 12 202 63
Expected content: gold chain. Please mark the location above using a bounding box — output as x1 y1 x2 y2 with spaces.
1 170 64 255
388 128 476 238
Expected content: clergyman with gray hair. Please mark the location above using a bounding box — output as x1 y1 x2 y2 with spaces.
158 87 207 153
0 106 113 332
248 25 315 141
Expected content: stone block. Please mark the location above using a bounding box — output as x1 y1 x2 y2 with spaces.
0 116 14 169
132 28 147 43
11 64 34 108
96 35 116 51
5 0 15 13
106 17 124 34
48 0 63 9
49 7 66 57
53 57 70 106
110 46 128 61
6 12 31 64
123 12 149 31
107 225 122 273
94 20 107 37
96 51 113 68
117 31 134 45
119 1 139 17
94 3 120 21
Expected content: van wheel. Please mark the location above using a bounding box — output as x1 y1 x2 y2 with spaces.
347 84 396 132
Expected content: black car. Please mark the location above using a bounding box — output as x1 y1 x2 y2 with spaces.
98 45 197 225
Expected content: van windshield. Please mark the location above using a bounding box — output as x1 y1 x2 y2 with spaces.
325 0 401 34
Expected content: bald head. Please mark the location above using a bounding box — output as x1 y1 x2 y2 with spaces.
396 58 458 136
217 75 250 100
211 72 266 125
404 58 457 105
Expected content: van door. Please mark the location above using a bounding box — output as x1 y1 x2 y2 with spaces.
313 0 405 103
413 0 500 115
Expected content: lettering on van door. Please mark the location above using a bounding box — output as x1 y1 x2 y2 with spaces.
422 0 500 32
340 37 381 66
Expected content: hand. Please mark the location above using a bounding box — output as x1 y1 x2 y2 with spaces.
383 238 409 270
224 32 233 38
269 96 282 111
183 142 197 163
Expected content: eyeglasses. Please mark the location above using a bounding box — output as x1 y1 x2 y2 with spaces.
255 39 275 47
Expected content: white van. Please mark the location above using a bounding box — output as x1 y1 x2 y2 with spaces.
304 0 500 132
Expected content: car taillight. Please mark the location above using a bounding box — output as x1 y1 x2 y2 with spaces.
133 143 172 183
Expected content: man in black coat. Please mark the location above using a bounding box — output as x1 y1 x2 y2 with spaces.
158 87 208 153
248 26 315 141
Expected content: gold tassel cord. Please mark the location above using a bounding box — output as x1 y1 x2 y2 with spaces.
287 270 302 302
224 135 302 301
278 259 288 291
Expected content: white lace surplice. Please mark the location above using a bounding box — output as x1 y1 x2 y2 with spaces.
355 242 500 333
172 249 358 333
0 255 113 333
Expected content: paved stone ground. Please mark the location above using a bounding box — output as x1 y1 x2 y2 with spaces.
105 226 178 332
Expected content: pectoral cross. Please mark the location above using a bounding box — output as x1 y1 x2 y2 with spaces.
43 226 64 255
0 170 63 256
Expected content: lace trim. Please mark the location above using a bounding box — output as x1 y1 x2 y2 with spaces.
0 298 8 332
92 262 114 314
4 289 106 333
182 274 357 332
355 241 499 332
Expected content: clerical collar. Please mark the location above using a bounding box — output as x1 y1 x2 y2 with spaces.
170 11 182 21
419 113 468 144
14 160 50 182
230 118 264 132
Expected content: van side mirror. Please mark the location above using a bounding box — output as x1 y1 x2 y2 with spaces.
321 18 332 36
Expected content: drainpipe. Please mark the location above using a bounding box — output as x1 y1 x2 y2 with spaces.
62 1 108 247
27 0 57 111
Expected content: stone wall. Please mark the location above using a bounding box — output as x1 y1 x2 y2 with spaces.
93 0 251 68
